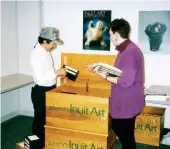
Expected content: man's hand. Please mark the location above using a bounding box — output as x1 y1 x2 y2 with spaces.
56 68 66 77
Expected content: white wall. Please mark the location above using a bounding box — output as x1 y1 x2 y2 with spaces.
4 0 168 87
1 1 18 77
1 1 19 123
42 1 170 88
17 1 42 75
16 1 42 117
1 1 170 127
1 1 42 76
42 1 170 128
0 1 40 122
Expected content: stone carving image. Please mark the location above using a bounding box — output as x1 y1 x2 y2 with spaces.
138 11 170 54
84 20 108 47
83 10 111 51
145 22 167 51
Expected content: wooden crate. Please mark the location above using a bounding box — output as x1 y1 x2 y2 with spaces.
60 53 116 89
46 53 166 147
46 85 111 135
45 126 116 149
135 106 165 146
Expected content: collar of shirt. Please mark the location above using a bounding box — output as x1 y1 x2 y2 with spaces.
115 39 131 53
35 43 48 54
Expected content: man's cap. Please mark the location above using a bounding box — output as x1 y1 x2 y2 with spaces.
39 27 64 45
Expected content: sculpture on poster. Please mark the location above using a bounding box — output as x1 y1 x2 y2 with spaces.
138 10 170 54
83 10 111 51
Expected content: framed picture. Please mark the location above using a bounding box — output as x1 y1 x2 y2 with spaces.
138 11 170 54
83 10 111 51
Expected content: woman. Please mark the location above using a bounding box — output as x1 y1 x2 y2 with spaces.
86 18 145 149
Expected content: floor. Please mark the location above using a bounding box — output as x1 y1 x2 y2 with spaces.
1 115 170 149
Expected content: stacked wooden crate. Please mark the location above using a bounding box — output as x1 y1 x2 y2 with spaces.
45 86 116 149
45 53 117 149
45 53 165 148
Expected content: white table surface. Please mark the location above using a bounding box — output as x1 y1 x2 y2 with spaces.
1 74 34 93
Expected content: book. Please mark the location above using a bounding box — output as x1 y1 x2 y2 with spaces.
144 86 170 102
146 85 170 96
24 135 41 149
93 62 122 77
63 65 79 81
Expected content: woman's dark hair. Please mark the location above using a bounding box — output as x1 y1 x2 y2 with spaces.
38 36 52 44
109 18 131 38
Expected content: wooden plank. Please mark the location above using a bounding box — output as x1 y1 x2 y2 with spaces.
61 53 116 89
141 106 166 115
45 126 116 149
49 85 111 98
46 86 111 135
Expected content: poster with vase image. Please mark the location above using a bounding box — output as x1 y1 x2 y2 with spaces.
138 11 170 54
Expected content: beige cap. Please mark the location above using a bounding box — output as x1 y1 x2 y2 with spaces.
39 27 64 45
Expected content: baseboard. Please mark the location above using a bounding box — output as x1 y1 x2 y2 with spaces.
1 111 19 123
18 110 34 117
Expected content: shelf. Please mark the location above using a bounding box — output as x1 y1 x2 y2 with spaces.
1 73 34 94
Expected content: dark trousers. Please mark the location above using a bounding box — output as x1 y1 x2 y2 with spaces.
112 117 136 149
31 84 56 147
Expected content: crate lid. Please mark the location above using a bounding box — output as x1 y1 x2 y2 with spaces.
141 106 166 116
60 53 117 89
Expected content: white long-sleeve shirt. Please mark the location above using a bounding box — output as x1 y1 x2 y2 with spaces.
30 43 56 87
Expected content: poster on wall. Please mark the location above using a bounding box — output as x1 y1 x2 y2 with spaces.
138 11 170 54
83 10 111 51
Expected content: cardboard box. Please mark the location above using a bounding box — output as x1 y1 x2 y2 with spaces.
135 106 165 146
45 126 116 149
46 85 111 135
16 142 25 149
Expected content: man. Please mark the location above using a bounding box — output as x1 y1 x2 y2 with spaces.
30 27 66 148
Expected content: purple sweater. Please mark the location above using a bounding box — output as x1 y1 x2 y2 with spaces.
109 40 145 118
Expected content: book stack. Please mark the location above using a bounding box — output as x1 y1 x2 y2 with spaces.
24 135 41 149
94 62 122 77
145 86 170 102
45 86 116 149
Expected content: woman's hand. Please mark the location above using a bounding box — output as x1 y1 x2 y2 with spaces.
85 63 98 72
95 71 107 80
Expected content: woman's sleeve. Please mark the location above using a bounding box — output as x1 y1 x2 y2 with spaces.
117 52 137 88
